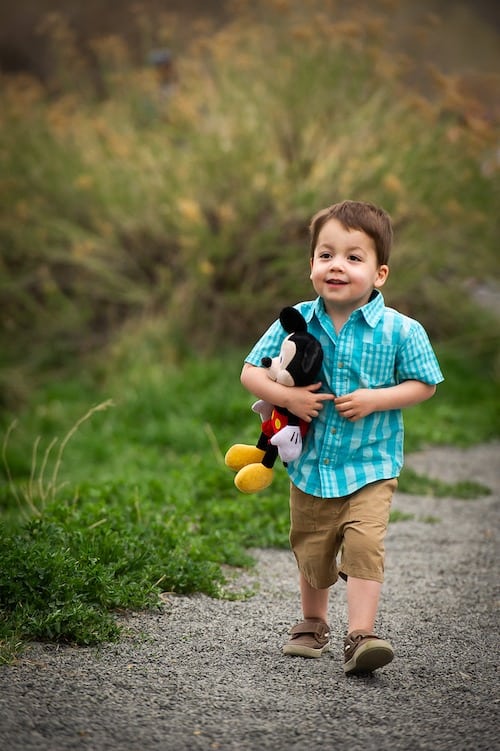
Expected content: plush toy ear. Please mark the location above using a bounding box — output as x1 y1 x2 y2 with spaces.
280 306 307 334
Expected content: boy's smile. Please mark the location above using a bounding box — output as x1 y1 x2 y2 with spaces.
310 218 388 320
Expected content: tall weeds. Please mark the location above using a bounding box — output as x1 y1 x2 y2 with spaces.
1 0 498 407
2 400 114 517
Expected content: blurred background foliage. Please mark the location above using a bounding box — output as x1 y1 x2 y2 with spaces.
0 0 499 411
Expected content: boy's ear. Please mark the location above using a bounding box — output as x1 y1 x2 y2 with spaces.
375 264 389 288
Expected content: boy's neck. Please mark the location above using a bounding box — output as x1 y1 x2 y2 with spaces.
323 290 378 333
329 309 350 334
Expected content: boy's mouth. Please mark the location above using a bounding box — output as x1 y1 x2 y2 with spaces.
327 278 348 286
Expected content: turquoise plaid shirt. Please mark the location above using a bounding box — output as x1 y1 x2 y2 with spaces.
245 292 444 498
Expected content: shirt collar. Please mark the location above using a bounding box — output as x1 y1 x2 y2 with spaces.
307 290 385 329
359 289 385 327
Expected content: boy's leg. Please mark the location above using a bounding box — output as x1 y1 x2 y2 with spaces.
344 576 393 674
346 576 381 632
282 573 330 657
300 571 329 623
341 479 397 674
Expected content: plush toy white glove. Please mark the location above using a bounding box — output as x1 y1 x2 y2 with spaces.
251 400 273 422
270 426 303 463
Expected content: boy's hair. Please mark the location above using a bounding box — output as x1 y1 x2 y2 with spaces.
309 200 393 266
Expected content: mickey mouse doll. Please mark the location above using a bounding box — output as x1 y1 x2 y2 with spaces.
225 307 323 493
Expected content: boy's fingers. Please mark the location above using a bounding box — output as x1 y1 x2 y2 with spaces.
307 381 322 391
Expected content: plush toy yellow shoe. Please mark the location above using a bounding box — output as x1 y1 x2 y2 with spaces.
234 463 274 494
225 444 266 472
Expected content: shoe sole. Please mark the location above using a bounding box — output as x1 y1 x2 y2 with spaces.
344 639 394 674
283 643 330 658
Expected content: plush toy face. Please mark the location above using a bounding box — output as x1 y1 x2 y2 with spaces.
261 307 323 388
262 337 297 386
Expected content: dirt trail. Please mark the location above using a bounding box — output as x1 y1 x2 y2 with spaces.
0 443 499 751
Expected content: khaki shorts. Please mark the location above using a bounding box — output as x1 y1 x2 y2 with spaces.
289 478 397 589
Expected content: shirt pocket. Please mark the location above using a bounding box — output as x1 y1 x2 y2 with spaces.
359 343 398 388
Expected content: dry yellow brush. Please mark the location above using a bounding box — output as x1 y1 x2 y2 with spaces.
0 0 498 398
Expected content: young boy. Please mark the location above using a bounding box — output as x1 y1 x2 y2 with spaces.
240 200 443 674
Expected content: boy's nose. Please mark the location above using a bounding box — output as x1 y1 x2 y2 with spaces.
329 256 344 270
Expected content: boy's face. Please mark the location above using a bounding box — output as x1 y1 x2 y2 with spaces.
310 218 389 317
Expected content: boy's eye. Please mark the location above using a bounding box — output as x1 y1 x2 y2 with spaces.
349 254 362 262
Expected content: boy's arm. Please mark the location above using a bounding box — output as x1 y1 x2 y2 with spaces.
334 380 437 422
240 363 335 423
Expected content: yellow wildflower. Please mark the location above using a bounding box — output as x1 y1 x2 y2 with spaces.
74 174 94 190
72 239 96 259
199 260 215 276
15 201 30 220
252 173 268 191
177 198 204 225
445 199 462 217
218 203 236 224
291 25 315 43
382 173 404 194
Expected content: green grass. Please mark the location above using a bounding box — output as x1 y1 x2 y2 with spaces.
403 346 500 451
398 468 490 499
0 343 497 662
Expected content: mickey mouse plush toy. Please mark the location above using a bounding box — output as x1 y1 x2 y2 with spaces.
225 306 323 493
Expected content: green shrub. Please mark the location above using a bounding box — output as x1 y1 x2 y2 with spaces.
0 0 498 407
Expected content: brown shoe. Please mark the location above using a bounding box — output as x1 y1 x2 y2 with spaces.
283 619 330 658
344 630 394 674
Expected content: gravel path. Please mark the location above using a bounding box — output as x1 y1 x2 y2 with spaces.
1 443 499 751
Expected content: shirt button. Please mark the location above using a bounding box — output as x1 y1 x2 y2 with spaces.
338 362 344 368
330 428 336 435
324 459 330 465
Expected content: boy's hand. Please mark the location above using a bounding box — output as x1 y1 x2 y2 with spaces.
285 382 335 423
334 389 377 421
335 381 437 420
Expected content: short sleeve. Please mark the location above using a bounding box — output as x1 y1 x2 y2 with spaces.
396 321 444 385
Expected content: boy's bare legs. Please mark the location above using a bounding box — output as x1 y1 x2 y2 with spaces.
299 572 329 623
300 573 382 631
290 573 391 668
346 577 381 632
